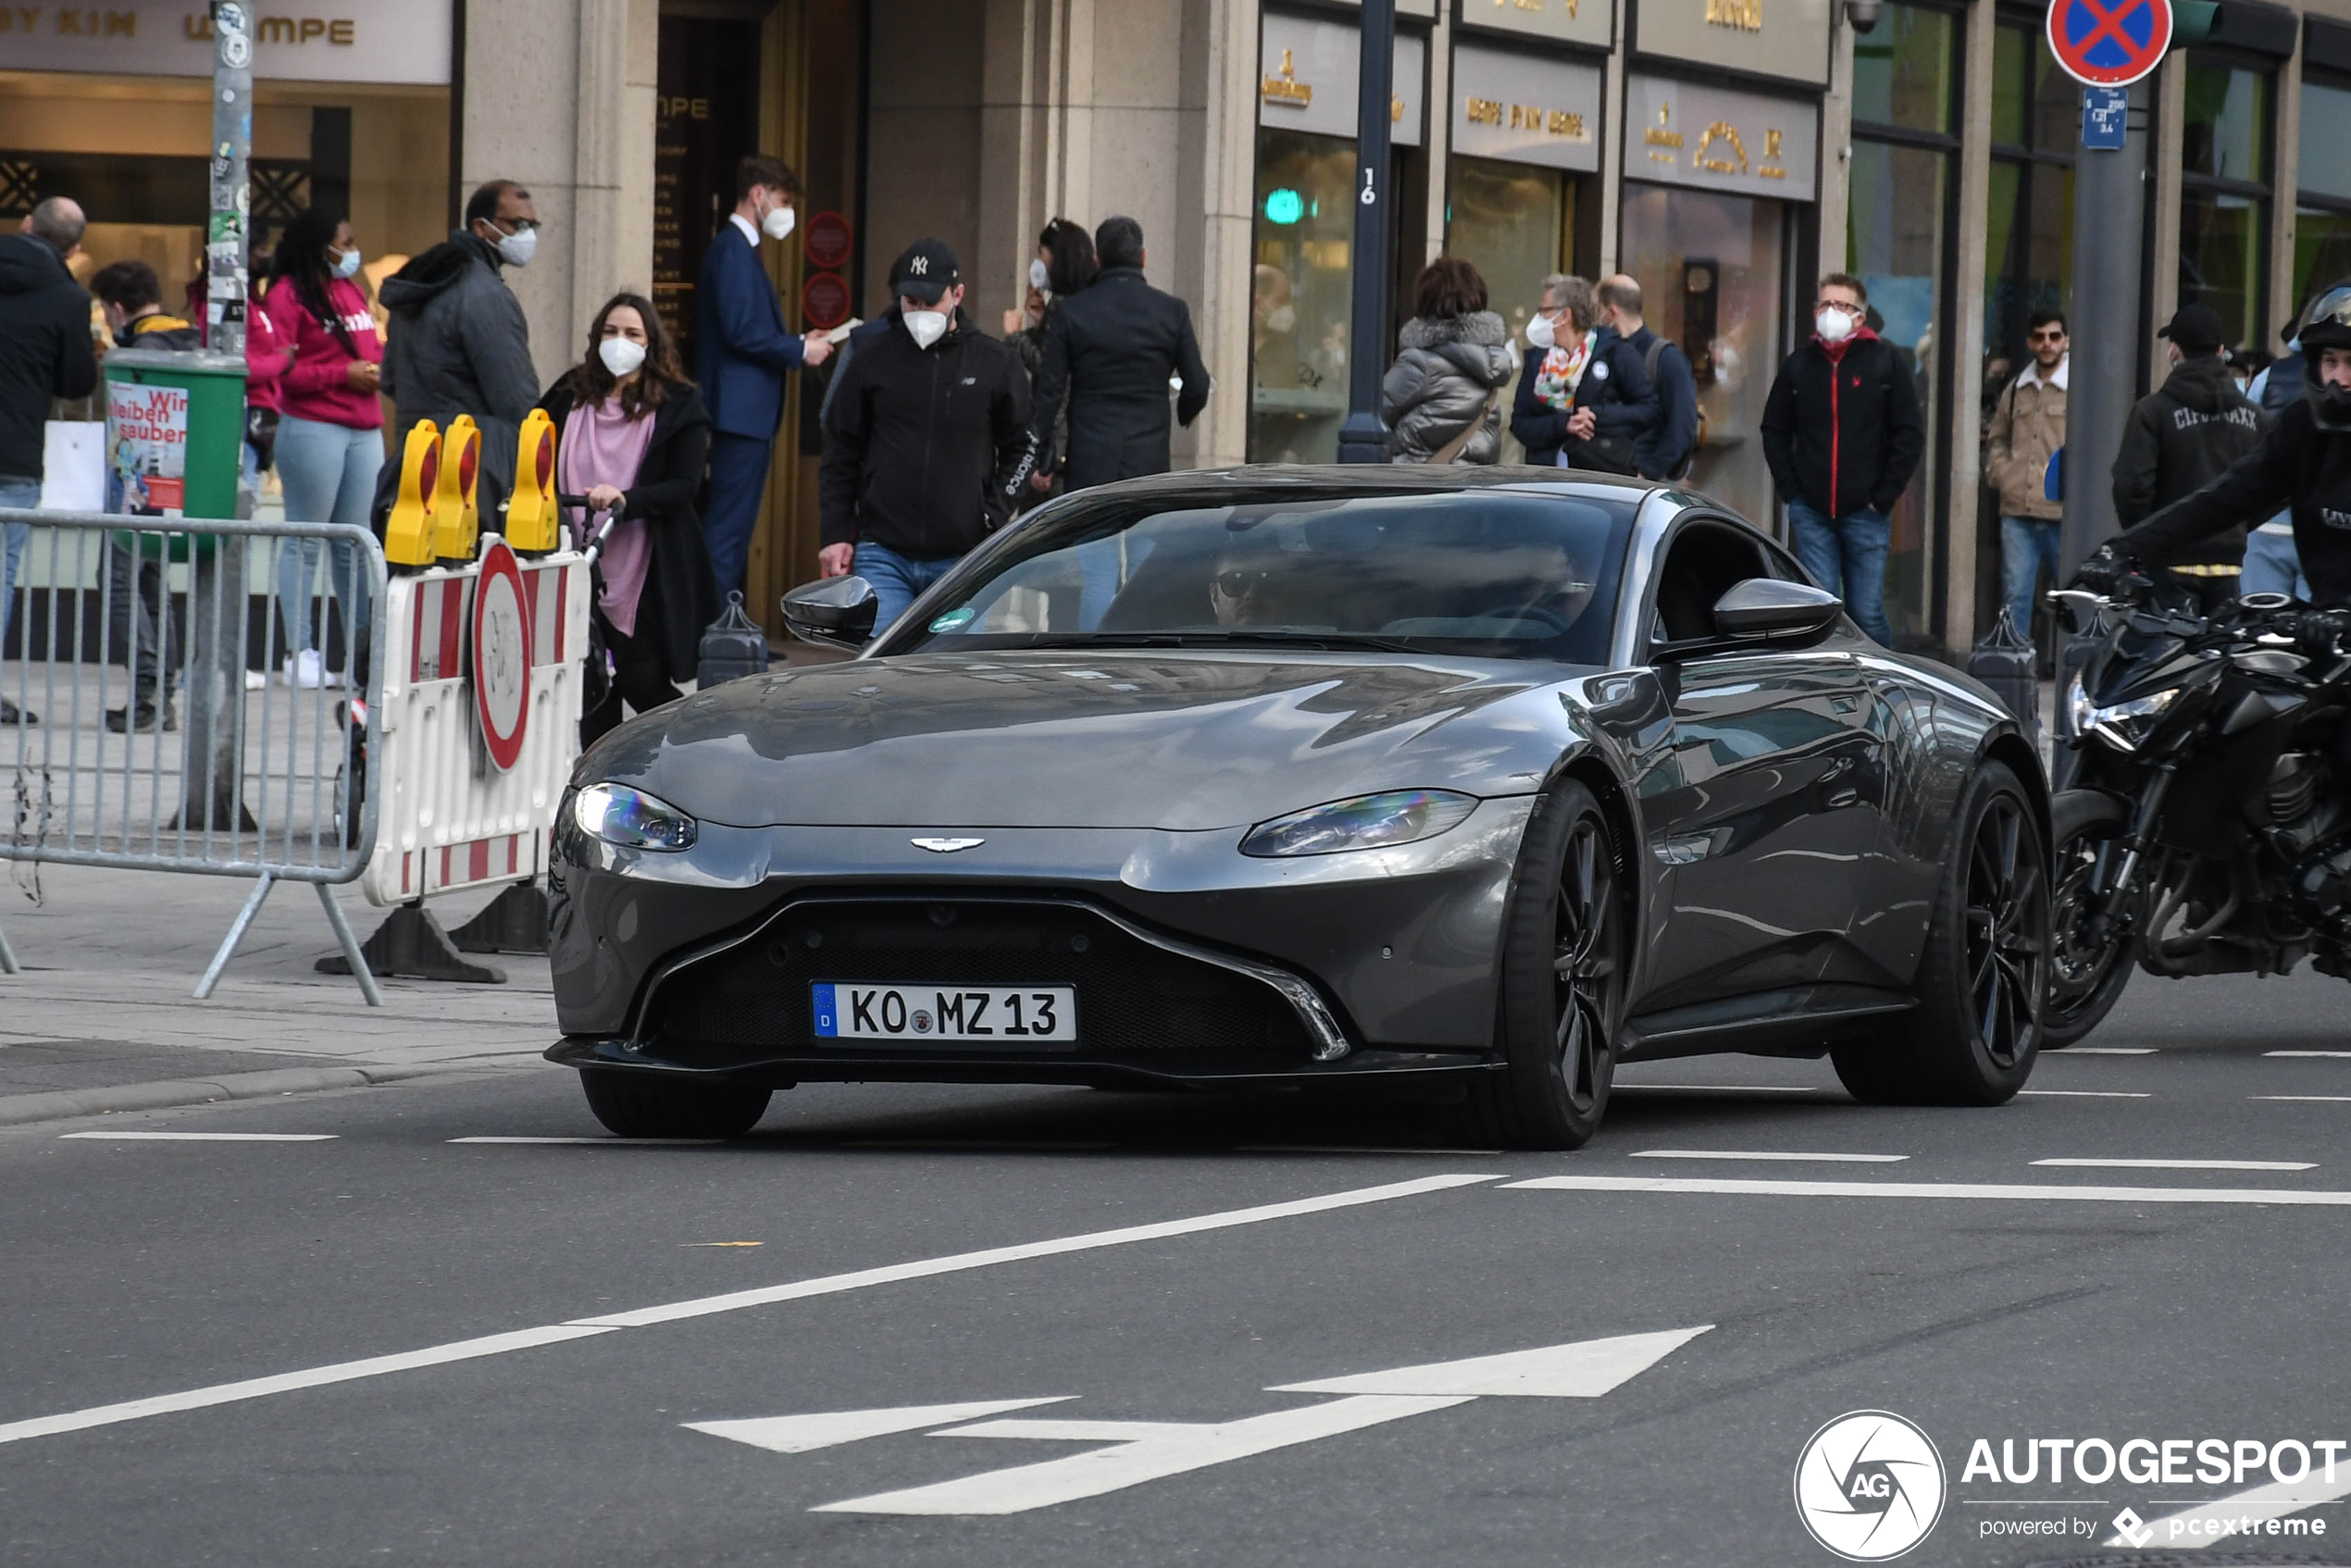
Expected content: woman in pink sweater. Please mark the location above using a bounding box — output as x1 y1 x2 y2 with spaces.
264 207 383 689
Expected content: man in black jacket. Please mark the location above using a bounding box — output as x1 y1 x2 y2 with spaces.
1598 274 1698 479
1028 216 1209 492
817 239 1035 634
2112 303 2267 610
1760 272 1926 646
0 197 95 727
2100 283 2351 611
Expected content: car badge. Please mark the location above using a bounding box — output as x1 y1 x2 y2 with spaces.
912 837 986 853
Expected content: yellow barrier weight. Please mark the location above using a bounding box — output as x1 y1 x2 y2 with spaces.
430 414 482 562
505 410 561 554
383 420 442 568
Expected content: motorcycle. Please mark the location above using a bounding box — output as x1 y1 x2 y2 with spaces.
2044 567 2351 1044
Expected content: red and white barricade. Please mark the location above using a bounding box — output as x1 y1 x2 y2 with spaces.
362 535 591 907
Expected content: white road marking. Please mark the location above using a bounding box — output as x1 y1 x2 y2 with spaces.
2063 1047 2157 1054
447 1136 723 1145
2019 1089 2151 1098
2251 1096 2351 1103
2102 1473 2351 1548
1611 1083 1823 1094
2267 1051 2351 1058
0 1173 1501 1449
795 1329 1710 1515
1506 1176 2351 1205
688 1399 1074 1454
2033 1158 2316 1171
1236 1146 1507 1156
1630 1150 1909 1164
57 1131 339 1142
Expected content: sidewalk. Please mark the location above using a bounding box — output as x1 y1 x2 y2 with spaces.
0 863 559 1124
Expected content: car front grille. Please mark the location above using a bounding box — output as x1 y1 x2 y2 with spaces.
643 897 1320 1062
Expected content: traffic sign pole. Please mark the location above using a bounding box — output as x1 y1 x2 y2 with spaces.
2059 78 2148 586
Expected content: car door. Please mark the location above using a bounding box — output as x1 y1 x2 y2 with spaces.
1629 517 1885 1012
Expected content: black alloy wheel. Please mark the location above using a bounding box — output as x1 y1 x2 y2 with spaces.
1834 761 2047 1105
2043 811 2137 1047
579 1068 774 1139
1468 778 1624 1149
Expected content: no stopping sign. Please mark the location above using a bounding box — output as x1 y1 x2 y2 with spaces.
2047 0 2171 87
471 539 532 772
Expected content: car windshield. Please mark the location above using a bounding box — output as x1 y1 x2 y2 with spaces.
879 489 1634 664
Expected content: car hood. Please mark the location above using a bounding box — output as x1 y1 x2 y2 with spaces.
583 651 1589 830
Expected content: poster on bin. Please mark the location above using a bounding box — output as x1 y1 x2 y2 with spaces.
106 381 189 517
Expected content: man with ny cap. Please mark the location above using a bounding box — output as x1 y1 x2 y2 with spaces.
817 239 1035 635
2112 302 2268 611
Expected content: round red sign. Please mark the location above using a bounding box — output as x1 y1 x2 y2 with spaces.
803 269 852 331
803 209 853 270
2046 0 2171 88
470 538 532 773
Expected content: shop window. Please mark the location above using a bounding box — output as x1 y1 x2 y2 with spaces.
2175 56 2271 352
1985 21 2074 403
2183 59 2269 183
2295 79 2351 310
1444 156 1574 465
1250 129 1359 464
1851 5 1956 133
1990 22 2079 154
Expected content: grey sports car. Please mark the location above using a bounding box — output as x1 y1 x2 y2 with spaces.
546 467 2049 1149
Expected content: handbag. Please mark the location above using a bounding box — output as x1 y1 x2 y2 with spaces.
244 405 280 471
1428 391 1500 466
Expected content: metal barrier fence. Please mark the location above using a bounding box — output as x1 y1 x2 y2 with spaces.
0 505 387 1002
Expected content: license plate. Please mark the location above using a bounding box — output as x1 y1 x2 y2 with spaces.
812 983 1077 1046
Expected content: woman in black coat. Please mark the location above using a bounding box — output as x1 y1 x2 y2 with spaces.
536 292 719 744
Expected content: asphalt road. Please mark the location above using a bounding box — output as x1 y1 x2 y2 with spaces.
4 966 2349 1568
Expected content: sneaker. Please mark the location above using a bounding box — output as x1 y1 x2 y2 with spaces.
245 669 268 691
287 649 327 689
105 701 176 734
0 697 34 725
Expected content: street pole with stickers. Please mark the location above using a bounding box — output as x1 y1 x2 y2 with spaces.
1335 0 1396 465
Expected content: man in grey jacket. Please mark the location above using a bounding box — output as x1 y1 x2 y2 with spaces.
378 180 542 514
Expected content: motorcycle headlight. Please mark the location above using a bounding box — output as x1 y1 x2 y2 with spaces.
1239 789 1478 858
2064 673 2096 738
2083 688 2179 753
570 782 697 851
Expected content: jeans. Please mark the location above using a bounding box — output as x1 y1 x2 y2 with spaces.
0 476 36 657
854 541 960 637
2242 528 2310 601
1998 515 2061 640
273 414 382 662
1786 500 1893 645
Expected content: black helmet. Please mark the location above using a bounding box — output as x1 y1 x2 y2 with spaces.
2300 282 2351 431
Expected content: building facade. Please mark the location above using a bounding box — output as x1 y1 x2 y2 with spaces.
6 0 2351 652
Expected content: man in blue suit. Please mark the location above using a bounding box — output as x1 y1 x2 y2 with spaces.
696 154 832 602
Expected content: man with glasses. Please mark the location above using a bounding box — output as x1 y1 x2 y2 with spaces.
378 179 543 508
1985 308 2069 642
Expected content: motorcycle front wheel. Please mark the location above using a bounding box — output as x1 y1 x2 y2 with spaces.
2044 790 2136 1047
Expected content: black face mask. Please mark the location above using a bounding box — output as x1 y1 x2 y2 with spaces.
2298 285 2351 432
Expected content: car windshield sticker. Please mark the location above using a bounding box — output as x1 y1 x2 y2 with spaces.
929 606 976 633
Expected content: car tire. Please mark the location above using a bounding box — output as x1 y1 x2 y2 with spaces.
579 1069 773 1139
2041 790 2135 1048
1465 778 1625 1150
1832 760 2046 1106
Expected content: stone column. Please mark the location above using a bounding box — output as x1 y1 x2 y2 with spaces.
2148 52 2187 393
2270 32 2305 338
1188 0 1257 469
1943 0 1999 655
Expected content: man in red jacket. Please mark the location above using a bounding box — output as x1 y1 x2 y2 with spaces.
1760 272 1927 645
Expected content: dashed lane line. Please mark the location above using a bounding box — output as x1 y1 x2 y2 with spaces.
2251 1096 2351 1103
2033 1158 2317 1171
0 1173 1502 1448
1629 1151 1909 1164
2062 1047 2157 1054
58 1132 339 1142
1505 1175 2351 1205
2019 1089 2151 1098
448 1136 723 1146
2267 1051 2351 1058
1611 1084 1823 1094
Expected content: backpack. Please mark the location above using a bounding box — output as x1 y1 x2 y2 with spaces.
1642 334 1702 481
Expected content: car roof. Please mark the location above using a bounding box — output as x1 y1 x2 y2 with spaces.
1063 464 1684 508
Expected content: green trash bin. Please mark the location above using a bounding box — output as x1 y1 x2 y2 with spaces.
104 346 247 561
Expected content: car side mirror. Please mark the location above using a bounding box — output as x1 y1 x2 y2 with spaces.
1710 578 1843 642
781 575 877 652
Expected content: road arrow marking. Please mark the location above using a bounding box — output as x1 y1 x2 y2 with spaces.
686 1399 1075 1454
690 1328 1712 1516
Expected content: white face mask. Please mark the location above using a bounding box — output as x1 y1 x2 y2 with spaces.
1816 305 1856 343
904 308 949 350
1525 312 1557 352
331 247 363 280
1028 257 1051 293
762 201 795 242
1263 304 1296 334
492 223 537 268
598 336 647 379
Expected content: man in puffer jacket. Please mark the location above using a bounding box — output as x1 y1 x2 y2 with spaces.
2111 303 2267 610
1382 257 1515 464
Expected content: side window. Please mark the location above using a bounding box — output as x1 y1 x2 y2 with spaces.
1648 518 1771 642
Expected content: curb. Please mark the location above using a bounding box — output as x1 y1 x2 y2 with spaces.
0 1062 530 1129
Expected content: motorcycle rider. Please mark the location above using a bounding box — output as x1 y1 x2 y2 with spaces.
2087 281 2351 610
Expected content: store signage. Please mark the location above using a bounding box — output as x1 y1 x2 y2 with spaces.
0 2 451 85
1257 12 1427 147
1459 0 1615 52
1451 45 1603 173
1633 0 1830 86
1622 74 1818 200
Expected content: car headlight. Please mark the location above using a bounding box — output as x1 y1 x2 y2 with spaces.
1239 790 1479 858
570 782 697 851
2081 687 2179 753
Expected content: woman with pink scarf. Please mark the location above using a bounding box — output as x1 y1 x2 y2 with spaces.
534 292 719 744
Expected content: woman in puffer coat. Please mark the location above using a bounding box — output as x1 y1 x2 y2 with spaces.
1381 257 1516 464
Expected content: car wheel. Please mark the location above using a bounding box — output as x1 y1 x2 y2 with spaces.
2042 791 2135 1048
1466 778 1624 1150
1833 760 2046 1105
579 1069 773 1139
